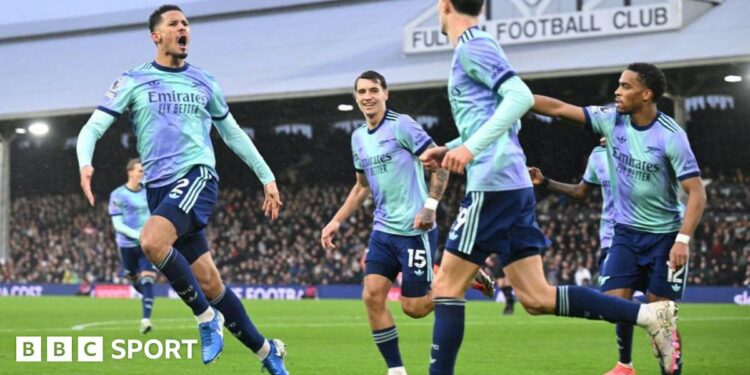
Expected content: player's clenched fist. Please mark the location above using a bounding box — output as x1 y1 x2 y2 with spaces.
419 146 448 171
528 167 545 186
441 145 474 175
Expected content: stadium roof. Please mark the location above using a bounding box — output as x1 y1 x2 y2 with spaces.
0 0 748 120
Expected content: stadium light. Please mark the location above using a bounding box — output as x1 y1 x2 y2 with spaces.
724 75 742 83
338 104 354 112
15 128 27 134
28 121 49 136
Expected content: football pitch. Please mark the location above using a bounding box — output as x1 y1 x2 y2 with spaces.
1 297 748 374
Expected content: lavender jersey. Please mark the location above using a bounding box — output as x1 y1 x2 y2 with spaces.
585 107 700 233
447 27 531 192
351 110 433 236
582 146 615 248
98 61 229 187
108 185 149 248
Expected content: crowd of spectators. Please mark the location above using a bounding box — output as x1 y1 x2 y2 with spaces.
2 170 748 288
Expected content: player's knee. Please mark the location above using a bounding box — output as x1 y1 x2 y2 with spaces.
362 288 386 310
139 231 164 259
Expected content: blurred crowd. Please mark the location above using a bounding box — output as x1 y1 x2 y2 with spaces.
2 170 748 289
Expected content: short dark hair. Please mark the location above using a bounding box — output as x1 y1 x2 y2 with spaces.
450 0 484 16
149 4 183 32
126 158 141 171
354 70 387 91
627 62 667 101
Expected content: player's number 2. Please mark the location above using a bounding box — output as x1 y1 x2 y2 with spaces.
169 178 190 199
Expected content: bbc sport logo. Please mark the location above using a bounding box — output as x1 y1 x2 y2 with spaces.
16 336 198 362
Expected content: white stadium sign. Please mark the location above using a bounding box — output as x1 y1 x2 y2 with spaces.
404 0 684 54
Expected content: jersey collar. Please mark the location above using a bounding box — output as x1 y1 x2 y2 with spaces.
151 61 190 73
629 111 662 132
367 109 391 135
457 26 481 47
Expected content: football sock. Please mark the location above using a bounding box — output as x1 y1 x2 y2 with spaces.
155 248 210 316
138 275 155 319
555 286 638 324
429 298 465 375
210 285 267 353
372 326 403 369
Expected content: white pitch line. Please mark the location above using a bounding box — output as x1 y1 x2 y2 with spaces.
0 315 746 334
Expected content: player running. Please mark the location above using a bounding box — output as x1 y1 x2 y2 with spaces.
109 158 157 334
531 63 706 375
320 71 492 375
420 2 684 374
76 5 288 373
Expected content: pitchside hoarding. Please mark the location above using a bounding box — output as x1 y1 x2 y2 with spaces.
1 283 748 304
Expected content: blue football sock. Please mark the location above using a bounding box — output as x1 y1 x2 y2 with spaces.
555 286 638 324
211 285 266 353
616 322 634 364
155 248 209 316
138 275 155 319
372 326 403 369
430 298 465 375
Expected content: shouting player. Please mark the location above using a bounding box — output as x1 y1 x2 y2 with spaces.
77 5 288 374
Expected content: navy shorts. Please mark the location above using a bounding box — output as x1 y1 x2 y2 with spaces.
599 224 687 300
119 245 157 277
146 165 217 264
445 188 548 267
365 228 438 298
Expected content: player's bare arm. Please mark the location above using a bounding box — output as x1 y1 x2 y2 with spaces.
321 172 370 250
669 176 706 270
414 144 450 230
532 95 587 125
528 166 591 200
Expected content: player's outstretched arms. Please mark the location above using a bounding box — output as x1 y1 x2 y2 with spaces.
532 95 587 125
76 110 117 206
528 166 591 200
321 173 370 250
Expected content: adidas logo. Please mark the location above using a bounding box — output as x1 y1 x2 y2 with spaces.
414 269 425 276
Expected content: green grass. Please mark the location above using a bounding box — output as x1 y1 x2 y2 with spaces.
1 297 748 374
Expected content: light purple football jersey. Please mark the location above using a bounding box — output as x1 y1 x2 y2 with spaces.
585 107 700 233
351 110 433 236
447 26 532 192
98 61 229 187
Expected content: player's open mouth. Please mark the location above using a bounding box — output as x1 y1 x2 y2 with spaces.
177 36 188 47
